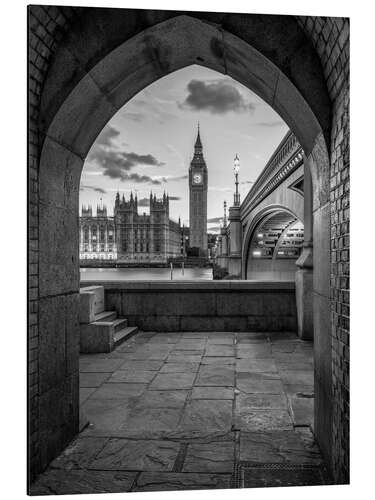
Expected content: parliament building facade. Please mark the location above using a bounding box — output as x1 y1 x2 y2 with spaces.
80 127 209 264
79 193 182 264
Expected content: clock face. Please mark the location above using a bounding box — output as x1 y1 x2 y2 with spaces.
193 173 202 184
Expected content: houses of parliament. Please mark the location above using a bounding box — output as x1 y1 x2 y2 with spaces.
79 127 209 264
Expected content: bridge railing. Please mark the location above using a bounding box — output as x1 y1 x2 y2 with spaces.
241 130 304 217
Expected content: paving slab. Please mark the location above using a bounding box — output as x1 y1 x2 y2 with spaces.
108 369 157 384
178 400 233 434
119 407 183 436
235 393 288 410
30 470 137 495
205 345 235 357
240 431 323 464
49 436 108 470
236 345 272 358
80 372 112 387
235 409 293 431
206 337 234 345
135 390 189 409
236 358 277 373
149 372 196 390
287 394 314 426
279 369 314 386
79 358 125 373
175 340 207 350
80 387 97 404
160 362 200 373
201 356 235 365
80 398 136 432
236 332 268 341
133 472 231 491
167 353 203 363
191 387 234 400
195 366 235 386
90 383 147 399
237 372 284 394
90 438 180 471
117 360 164 371
183 441 235 473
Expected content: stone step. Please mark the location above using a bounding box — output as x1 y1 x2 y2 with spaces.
80 317 131 353
113 326 138 348
94 310 117 322
79 285 105 323
113 317 128 332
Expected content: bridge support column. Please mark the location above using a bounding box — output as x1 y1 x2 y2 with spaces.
228 205 242 278
295 156 313 340
217 227 229 271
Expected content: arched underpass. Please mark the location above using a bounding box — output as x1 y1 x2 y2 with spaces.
246 210 304 281
28 7 349 492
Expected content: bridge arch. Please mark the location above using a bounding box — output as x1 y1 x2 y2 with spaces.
32 10 335 478
242 205 303 280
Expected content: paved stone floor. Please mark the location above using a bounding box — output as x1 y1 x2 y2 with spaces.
31 331 330 495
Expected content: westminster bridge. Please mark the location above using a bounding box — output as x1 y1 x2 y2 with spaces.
215 131 313 340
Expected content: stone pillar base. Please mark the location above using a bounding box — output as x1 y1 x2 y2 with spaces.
228 256 242 278
295 268 313 340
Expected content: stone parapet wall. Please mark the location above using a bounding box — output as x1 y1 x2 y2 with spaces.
82 281 297 333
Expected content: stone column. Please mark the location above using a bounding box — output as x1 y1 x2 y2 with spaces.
228 205 242 278
218 226 229 272
295 156 314 340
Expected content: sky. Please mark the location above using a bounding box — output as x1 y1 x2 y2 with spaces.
79 65 288 233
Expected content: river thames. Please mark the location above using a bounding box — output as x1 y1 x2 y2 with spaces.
80 267 213 281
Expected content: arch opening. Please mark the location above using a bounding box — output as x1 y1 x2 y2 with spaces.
246 209 304 280
34 11 334 481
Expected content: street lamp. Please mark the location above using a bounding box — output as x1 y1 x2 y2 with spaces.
233 154 240 206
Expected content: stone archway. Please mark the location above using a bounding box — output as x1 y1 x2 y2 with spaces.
244 207 304 281
34 12 333 477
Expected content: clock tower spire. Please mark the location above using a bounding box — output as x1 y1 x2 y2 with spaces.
189 124 208 255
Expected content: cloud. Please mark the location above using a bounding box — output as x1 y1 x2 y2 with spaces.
122 172 166 185
137 197 150 207
87 140 165 183
241 180 255 185
95 126 121 147
256 120 285 127
123 112 144 123
137 195 181 207
208 186 233 193
207 216 223 223
181 79 255 114
80 184 107 194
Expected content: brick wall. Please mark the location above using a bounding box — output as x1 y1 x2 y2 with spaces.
27 5 80 481
297 17 350 483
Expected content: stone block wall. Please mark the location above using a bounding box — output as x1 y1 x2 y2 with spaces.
28 5 80 482
297 17 350 483
95 281 298 332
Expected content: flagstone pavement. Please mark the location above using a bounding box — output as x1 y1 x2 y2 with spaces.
31 330 330 494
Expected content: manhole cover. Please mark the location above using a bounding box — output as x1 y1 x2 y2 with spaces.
232 463 332 489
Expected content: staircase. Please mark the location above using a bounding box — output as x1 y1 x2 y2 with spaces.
79 285 138 353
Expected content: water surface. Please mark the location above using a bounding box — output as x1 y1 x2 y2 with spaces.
80 267 213 281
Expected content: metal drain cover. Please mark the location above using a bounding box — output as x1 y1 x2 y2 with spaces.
232 463 332 489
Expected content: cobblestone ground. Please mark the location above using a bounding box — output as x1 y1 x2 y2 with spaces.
31 331 329 494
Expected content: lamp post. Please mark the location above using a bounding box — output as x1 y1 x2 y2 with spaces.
233 154 240 206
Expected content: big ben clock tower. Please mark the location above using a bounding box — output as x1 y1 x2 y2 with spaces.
189 125 208 254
